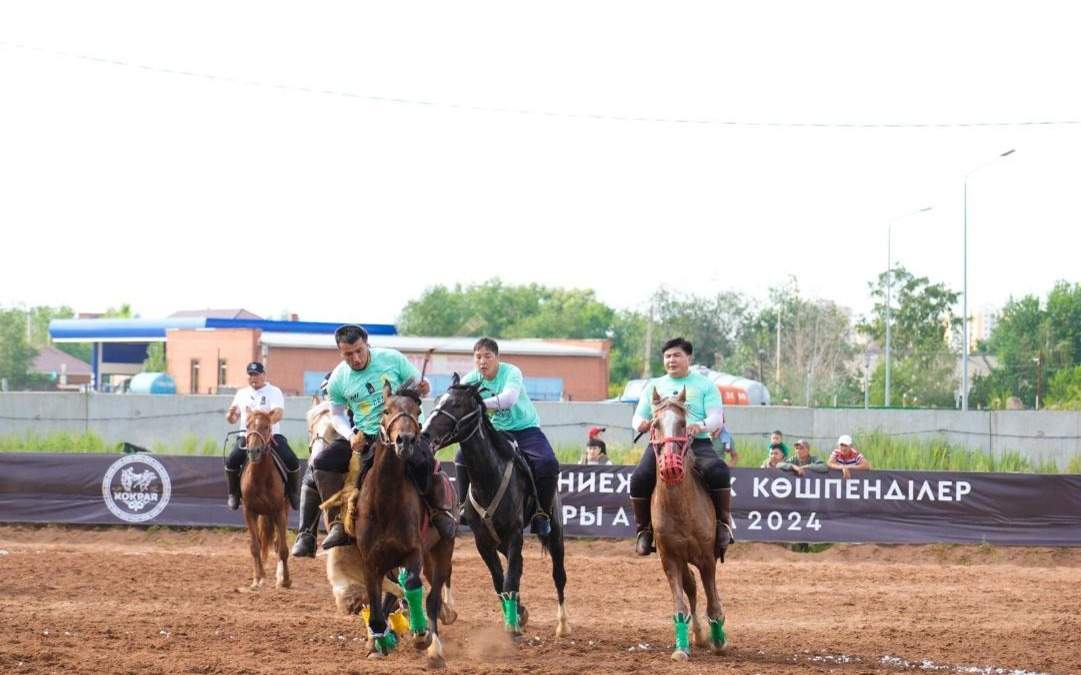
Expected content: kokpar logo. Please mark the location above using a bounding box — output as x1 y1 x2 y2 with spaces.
101 455 172 523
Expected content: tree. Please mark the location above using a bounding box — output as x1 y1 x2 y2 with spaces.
0 308 40 390
858 265 960 407
143 343 167 372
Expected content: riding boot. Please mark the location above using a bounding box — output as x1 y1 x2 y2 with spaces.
709 488 735 562
454 464 470 520
631 497 655 556
314 469 353 550
285 468 302 512
225 469 242 511
291 477 320 558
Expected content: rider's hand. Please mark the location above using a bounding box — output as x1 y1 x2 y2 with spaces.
350 432 367 453
686 423 704 436
418 378 431 397
636 420 652 433
226 406 240 424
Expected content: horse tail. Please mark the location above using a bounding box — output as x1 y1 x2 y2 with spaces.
536 531 551 558
257 514 275 561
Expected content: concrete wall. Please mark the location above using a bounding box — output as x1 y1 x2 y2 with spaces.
2 392 1079 467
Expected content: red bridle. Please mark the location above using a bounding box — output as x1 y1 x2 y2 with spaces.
651 429 690 485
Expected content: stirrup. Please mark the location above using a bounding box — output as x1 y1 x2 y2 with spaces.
529 510 551 536
322 521 354 550
635 527 655 556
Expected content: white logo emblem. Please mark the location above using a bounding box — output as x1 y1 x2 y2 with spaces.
101 455 172 523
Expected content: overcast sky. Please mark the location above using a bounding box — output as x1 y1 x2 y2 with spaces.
2 1 1079 326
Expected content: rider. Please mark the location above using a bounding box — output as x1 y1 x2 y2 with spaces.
291 371 337 558
458 337 560 537
629 337 734 560
224 361 302 512
308 324 453 551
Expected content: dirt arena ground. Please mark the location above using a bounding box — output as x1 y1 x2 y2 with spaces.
1 526 1079 675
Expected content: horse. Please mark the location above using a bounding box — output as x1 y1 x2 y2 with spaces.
353 382 457 668
421 374 570 639
648 388 728 661
305 398 404 616
239 409 291 590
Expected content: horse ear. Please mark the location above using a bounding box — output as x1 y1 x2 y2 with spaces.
383 380 394 400
311 395 320 407
651 388 662 405
678 387 687 402
451 372 460 386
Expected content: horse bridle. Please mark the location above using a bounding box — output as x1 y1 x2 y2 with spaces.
245 426 274 462
380 410 422 458
424 392 484 450
651 399 692 484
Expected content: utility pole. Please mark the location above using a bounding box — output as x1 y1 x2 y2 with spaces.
775 312 781 388
641 301 654 379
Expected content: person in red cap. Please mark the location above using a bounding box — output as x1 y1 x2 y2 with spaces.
588 426 606 441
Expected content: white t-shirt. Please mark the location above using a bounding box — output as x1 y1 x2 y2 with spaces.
231 383 285 435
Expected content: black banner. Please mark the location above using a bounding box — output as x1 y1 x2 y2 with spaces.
1 454 1079 546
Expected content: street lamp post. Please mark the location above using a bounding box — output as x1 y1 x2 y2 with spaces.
885 206 933 407
962 149 1015 411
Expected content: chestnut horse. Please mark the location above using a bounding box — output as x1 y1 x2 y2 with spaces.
240 410 291 590
354 383 456 668
649 389 728 661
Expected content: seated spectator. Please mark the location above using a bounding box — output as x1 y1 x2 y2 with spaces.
760 445 785 469
768 429 791 459
827 434 872 479
588 426 606 442
778 439 828 476
580 437 612 465
711 414 739 466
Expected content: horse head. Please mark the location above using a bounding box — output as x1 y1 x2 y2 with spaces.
651 387 690 485
421 372 485 450
380 381 427 463
306 397 337 455
245 409 275 463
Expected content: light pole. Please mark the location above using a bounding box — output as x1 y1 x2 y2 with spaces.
885 206 933 407
962 148 1015 411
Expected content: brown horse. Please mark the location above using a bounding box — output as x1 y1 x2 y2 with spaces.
649 388 728 661
240 409 291 590
354 382 456 668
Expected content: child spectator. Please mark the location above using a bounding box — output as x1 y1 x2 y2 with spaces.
827 434 872 479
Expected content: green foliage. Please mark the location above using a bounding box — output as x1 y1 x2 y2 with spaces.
0 308 40 389
143 342 167 372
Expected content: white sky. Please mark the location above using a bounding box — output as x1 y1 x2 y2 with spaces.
2 1 1079 325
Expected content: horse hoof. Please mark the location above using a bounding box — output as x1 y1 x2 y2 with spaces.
413 631 433 650
555 622 571 638
439 606 458 625
427 654 446 670
518 604 529 629
277 579 291 590
367 650 385 660
671 650 689 662
711 641 729 655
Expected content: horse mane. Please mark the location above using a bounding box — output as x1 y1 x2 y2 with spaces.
447 383 516 462
394 385 423 406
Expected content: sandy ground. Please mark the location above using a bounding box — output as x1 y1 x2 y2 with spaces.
1 525 1079 675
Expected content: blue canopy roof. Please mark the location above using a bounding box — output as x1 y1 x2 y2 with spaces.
49 317 396 342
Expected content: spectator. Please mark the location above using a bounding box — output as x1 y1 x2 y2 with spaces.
827 434 872 479
760 445 785 469
580 437 612 465
768 429 791 459
588 426 606 442
778 439 828 476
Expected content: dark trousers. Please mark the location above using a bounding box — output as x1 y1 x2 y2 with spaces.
629 437 730 500
309 437 354 473
225 434 300 472
456 426 559 512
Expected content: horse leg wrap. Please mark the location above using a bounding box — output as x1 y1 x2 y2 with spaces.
500 592 520 631
709 618 726 646
398 569 429 634
371 629 398 655
673 613 691 653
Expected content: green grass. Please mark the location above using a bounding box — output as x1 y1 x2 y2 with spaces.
2 430 1078 474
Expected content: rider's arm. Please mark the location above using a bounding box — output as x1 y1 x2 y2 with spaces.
702 405 723 434
267 385 285 424
482 386 519 411
330 403 355 440
632 383 654 432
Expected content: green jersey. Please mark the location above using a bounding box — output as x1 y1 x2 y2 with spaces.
462 362 540 432
327 347 421 435
634 371 722 440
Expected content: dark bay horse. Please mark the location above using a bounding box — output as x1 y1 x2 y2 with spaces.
240 410 291 590
649 389 727 661
422 374 570 638
354 383 456 668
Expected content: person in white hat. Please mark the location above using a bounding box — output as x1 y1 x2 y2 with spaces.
826 434 871 479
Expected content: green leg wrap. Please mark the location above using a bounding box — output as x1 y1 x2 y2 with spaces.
398 569 429 634
673 613 691 653
372 629 398 655
500 592 520 631
709 617 726 646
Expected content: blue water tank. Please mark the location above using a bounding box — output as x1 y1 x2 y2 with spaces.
128 372 177 395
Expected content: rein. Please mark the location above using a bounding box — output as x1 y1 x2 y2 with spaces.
651 400 692 485
380 411 422 457
426 401 483 449
245 427 274 462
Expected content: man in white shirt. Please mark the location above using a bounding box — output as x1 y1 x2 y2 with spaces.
224 361 301 511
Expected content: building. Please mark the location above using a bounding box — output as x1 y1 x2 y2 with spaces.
29 346 93 391
49 311 611 400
